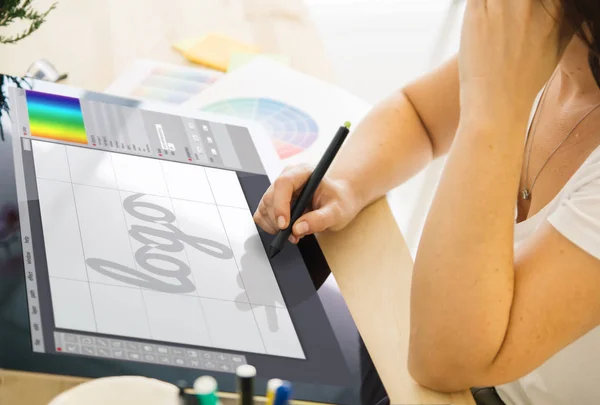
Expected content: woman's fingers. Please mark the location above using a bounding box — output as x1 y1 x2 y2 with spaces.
254 165 358 240
291 202 341 238
272 165 313 229
253 188 279 234
459 0 567 118
254 165 314 234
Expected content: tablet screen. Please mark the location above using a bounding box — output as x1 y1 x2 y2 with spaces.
0 79 385 405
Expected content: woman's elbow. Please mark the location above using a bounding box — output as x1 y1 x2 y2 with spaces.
408 344 474 393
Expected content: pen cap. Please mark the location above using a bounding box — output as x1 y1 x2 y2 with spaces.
273 381 293 405
267 379 283 393
194 376 219 405
236 364 257 378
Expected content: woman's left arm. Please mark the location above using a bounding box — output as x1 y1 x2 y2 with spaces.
408 0 600 392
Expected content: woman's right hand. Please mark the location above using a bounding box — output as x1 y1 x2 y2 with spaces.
253 165 364 243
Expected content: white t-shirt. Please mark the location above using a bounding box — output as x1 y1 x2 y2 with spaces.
496 144 600 405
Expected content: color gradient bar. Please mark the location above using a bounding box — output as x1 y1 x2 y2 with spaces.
26 90 88 144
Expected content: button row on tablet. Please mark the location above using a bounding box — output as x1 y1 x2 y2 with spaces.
54 332 246 372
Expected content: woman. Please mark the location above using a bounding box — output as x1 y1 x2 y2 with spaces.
254 1 600 404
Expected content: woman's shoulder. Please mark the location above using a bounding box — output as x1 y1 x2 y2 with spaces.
563 145 600 192
548 145 600 261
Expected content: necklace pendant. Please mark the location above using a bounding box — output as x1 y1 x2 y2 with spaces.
521 189 531 200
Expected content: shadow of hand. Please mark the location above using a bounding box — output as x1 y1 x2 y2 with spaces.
234 236 281 332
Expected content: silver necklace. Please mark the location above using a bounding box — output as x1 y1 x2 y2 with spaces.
521 75 600 200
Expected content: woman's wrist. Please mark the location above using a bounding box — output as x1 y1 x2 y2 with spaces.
459 99 533 138
454 116 531 162
328 170 370 213
459 82 539 129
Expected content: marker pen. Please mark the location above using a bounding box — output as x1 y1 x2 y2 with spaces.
236 365 256 405
194 376 219 405
265 379 283 405
273 381 292 405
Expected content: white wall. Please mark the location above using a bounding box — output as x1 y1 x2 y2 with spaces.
305 0 463 102
306 0 464 256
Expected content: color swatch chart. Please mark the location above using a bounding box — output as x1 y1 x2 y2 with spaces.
202 98 319 159
131 65 222 104
25 90 88 145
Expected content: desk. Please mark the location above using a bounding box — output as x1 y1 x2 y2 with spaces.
320 199 474 405
0 1 474 404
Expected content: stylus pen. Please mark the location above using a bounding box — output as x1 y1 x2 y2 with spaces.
268 122 351 259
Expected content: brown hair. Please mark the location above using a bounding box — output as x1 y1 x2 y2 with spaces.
560 1 600 86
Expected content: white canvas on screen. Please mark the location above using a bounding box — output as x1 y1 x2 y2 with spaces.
66 146 118 189
161 161 214 204
32 140 304 358
142 290 212 347
50 278 96 332
170 198 249 303
36 178 88 282
32 141 71 183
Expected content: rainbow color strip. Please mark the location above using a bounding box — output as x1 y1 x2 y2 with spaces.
26 90 88 144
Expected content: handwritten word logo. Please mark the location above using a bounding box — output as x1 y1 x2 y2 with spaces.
87 193 233 293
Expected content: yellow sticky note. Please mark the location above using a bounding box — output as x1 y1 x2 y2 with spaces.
176 33 261 72
172 37 198 54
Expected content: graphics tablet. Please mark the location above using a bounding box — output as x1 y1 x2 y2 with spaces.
0 77 385 405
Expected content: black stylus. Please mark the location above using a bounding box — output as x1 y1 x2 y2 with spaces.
268 122 351 259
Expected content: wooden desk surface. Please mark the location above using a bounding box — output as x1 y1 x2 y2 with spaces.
0 1 474 404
